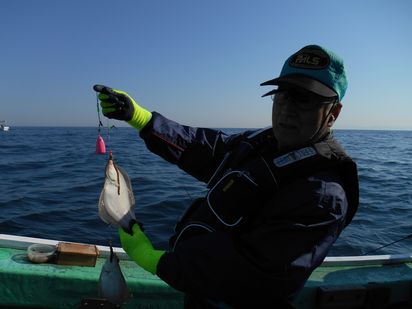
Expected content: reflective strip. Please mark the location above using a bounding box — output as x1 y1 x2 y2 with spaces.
207 152 232 188
273 146 317 167
206 171 258 227
172 223 214 251
260 155 279 188
212 133 220 157
150 132 185 152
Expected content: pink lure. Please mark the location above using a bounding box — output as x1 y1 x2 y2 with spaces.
96 135 106 154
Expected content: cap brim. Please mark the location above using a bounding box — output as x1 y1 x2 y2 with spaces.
260 75 338 98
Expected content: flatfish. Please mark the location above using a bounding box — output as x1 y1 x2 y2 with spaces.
98 244 130 305
99 152 136 234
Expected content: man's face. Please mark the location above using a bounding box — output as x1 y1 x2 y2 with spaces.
272 85 338 151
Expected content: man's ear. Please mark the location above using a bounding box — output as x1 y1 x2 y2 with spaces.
327 103 342 127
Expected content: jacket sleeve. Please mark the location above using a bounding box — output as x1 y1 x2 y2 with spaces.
139 112 243 183
155 171 349 306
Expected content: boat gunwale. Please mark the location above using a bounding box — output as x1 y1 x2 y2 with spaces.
1 233 412 267
0 233 129 260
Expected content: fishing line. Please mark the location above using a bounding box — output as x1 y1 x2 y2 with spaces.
96 95 103 133
362 233 412 255
105 118 121 195
106 117 111 153
182 187 194 204
108 239 114 262
95 93 107 154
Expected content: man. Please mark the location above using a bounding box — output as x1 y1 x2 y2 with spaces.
94 44 359 308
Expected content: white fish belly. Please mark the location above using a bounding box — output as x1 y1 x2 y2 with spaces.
99 162 136 229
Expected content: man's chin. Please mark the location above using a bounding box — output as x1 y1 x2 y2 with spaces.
274 137 301 152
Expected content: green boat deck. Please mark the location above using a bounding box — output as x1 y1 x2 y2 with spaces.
2 245 412 308
0 247 183 308
295 260 412 308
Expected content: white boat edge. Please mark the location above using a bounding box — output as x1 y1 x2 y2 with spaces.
1 233 412 267
0 233 129 260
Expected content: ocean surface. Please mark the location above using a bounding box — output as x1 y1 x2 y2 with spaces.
1 127 411 256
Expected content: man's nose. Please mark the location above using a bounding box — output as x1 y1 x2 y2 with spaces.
281 99 299 115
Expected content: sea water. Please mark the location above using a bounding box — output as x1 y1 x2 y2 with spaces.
0 127 411 256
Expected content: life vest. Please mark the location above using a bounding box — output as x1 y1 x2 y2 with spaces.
170 128 359 251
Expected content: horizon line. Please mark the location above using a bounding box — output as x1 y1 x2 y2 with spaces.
3 125 412 132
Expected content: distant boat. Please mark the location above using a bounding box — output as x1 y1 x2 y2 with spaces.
0 121 10 131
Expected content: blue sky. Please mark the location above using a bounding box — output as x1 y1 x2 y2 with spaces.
1 0 411 129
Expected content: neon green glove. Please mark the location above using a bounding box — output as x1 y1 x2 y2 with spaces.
93 85 152 131
118 223 165 275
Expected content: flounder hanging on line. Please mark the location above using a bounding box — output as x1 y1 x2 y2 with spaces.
98 244 130 305
99 152 136 234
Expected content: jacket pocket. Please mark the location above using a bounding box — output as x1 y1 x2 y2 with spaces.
207 170 259 226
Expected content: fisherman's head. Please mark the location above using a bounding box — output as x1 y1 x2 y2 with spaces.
261 45 347 151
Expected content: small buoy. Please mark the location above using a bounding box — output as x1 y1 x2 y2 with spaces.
27 244 57 263
96 135 106 154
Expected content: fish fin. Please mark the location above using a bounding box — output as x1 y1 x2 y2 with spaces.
137 220 145 232
98 197 113 225
128 188 135 207
117 165 135 206
117 165 133 188
125 219 137 235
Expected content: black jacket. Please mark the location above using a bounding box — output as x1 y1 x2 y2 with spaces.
139 112 359 308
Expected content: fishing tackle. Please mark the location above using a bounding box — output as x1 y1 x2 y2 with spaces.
363 233 412 255
95 93 106 154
